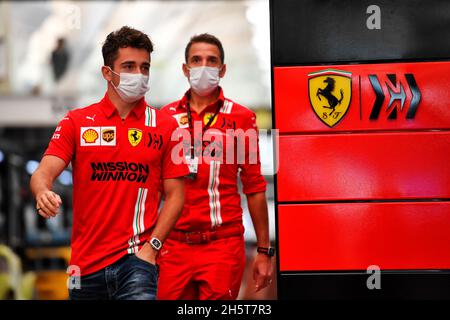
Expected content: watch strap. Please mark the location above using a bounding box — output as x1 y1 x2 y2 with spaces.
257 246 275 257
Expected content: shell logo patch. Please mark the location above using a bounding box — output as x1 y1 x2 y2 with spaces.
173 113 189 128
82 128 99 144
180 115 189 125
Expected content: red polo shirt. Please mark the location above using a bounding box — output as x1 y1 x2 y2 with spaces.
44 93 188 276
161 88 267 232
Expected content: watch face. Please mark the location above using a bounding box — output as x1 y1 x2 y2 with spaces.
268 248 275 257
150 238 162 250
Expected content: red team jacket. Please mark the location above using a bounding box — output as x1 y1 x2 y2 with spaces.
44 93 188 276
161 88 267 232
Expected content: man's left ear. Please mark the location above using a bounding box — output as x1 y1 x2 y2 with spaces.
219 64 226 78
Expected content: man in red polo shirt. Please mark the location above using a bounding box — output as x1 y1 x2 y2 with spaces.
30 26 188 300
157 34 274 300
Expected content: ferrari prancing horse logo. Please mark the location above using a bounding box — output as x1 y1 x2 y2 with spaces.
308 69 352 128
203 112 218 126
128 128 143 147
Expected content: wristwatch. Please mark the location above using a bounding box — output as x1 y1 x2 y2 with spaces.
149 237 163 251
257 246 275 257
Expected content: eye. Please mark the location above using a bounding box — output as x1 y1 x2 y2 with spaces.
141 66 150 75
209 57 220 64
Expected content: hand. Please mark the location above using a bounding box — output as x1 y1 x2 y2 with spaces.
253 253 273 292
136 241 158 265
35 190 62 219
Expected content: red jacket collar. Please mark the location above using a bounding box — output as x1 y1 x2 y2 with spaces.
178 87 225 112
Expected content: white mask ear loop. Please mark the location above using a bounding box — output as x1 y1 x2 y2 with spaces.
106 67 120 86
108 67 119 76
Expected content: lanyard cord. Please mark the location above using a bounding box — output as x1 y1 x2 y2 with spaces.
186 100 223 158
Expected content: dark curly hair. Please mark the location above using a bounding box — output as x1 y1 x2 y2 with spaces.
102 26 154 68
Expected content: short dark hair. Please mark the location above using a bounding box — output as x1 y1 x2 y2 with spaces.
185 33 224 64
102 26 154 68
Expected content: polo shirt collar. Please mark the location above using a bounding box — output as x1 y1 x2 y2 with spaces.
178 87 225 112
100 92 147 119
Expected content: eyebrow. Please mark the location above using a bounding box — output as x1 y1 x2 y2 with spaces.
120 61 150 66
120 61 136 66
190 55 219 61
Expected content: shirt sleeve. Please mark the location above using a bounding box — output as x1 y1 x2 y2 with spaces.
44 112 76 165
239 111 267 195
161 118 189 179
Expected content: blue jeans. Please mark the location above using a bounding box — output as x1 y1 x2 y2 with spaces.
69 254 158 300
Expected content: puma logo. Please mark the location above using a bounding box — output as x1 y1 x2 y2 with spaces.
86 115 96 122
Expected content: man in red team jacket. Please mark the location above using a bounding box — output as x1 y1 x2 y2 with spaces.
157 34 274 300
30 26 188 300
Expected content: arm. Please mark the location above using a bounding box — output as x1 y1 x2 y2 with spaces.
136 177 184 264
151 177 184 243
238 111 273 291
247 191 273 292
30 155 67 219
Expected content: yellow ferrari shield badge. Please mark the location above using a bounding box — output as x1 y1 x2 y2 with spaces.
128 128 143 147
308 69 352 128
203 112 218 127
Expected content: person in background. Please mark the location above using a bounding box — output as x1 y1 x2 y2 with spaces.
51 38 70 82
157 33 274 300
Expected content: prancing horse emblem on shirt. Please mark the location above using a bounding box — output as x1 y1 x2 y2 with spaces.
128 128 143 147
204 112 218 126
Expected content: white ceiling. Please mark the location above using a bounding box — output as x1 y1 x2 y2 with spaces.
4 0 271 109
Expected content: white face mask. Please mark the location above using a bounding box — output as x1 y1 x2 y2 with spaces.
108 67 149 103
188 66 221 96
